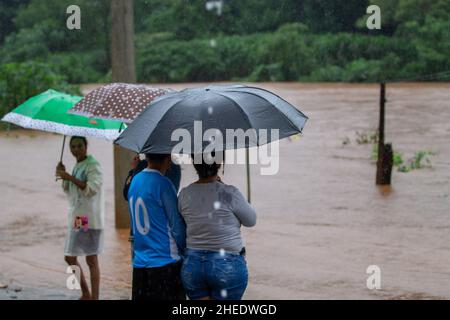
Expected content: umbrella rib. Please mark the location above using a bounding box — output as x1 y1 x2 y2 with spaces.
139 97 186 153
227 86 309 120
211 91 259 147
210 91 256 133
228 85 308 118
222 88 307 134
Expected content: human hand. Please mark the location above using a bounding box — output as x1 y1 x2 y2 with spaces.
56 165 70 181
56 162 66 172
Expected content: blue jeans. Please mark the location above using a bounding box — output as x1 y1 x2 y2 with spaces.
181 249 248 300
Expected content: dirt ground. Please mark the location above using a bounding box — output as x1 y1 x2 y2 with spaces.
0 82 449 299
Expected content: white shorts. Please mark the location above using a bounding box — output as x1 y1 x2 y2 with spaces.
64 228 104 257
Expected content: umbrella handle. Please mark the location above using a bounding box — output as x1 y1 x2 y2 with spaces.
60 135 66 163
56 135 66 181
246 148 251 204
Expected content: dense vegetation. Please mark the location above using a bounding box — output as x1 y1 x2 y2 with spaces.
1 0 449 116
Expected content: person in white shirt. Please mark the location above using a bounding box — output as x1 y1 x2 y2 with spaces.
56 136 104 300
178 152 256 300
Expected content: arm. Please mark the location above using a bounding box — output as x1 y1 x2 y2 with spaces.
56 162 87 190
65 174 87 190
81 162 102 197
161 180 186 253
230 186 257 227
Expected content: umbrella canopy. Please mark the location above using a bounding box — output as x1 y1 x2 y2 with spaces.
1 89 123 140
114 84 308 154
68 83 168 123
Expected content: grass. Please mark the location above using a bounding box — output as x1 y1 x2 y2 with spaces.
397 151 437 172
355 130 378 145
342 130 378 146
371 144 436 172
344 130 437 173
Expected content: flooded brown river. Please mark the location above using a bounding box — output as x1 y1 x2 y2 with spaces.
0 82 449 299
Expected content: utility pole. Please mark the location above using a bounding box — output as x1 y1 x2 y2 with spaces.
376 83 393 185
111 0 136 228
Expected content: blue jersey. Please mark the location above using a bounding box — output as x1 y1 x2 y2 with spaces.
128 168 186 268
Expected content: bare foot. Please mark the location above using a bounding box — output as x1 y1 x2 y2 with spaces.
79 294 91 300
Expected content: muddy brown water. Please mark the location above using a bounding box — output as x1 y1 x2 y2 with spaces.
0 82 449 299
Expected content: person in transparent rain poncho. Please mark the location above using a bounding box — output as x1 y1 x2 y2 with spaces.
178 151 257 300
56 136 104 300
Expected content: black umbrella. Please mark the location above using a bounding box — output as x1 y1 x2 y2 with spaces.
114 84 308 202
114 84 308 153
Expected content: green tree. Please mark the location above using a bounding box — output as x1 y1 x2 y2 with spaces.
302 0 369 33
0 61 79 118
0 0 31 44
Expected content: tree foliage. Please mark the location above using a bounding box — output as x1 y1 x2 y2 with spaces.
0 0 448 85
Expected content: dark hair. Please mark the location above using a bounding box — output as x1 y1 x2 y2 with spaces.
145 153 170 164
70 136 87 147
191 152 223 179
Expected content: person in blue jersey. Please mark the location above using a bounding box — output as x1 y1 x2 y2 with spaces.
123 153 181 200
127 153 186 300
123 153 182 260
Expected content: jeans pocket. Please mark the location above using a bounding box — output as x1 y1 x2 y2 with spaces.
211 256 247 285
210 256 248 300
213 258 236 275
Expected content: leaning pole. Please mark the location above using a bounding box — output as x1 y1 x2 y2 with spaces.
111 0 136 228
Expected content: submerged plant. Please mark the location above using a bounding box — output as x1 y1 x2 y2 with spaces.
355 130 378 145
372 148 437 173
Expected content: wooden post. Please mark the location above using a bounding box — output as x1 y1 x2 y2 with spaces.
376 83 393 185
111 0 136 228
378 83 385 147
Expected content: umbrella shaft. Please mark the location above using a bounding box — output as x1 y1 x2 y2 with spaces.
246 148 251 203
60 135 66 163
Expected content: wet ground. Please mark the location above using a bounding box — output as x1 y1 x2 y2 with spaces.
0 82 449 299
